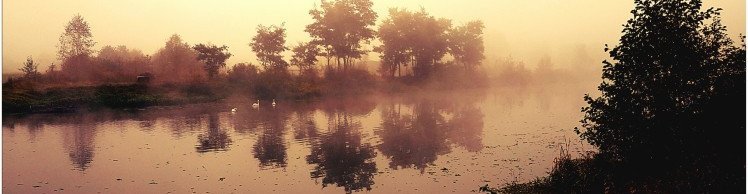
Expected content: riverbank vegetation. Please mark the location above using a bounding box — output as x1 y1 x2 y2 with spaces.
483 0 746 193
3 0 494 114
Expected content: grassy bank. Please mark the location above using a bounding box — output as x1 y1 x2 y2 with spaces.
481 150 608 194
2 82 228 114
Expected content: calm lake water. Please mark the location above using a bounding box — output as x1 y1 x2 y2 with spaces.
3 84 593 193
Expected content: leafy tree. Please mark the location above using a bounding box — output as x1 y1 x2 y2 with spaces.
96 45 150 82
19 56 40 79
306 0 377 69
57 14 96 62
151 34 204 83
375 8 412 78
290 42 321 71
448 20 485 71
227 62 259 83
577 0 745 191
193 44 232 79
250 24 288 71
56 14 97 81
376 8 451 79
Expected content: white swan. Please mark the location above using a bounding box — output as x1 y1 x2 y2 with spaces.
272 99 276 107
231 108 237 113
252 100 259 108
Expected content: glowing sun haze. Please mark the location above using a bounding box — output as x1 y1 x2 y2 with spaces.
3 0 745 73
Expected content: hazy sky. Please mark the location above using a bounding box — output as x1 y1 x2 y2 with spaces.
3 0 745 73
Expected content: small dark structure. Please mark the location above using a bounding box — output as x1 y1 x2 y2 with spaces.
136 72 153 85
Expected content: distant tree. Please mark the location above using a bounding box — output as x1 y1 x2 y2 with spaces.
46 63 57 74
448 20 485 71
193 44 232 79
306 0 377 69
227 62 259 84
56 14 97 81
577 0 745 192
375 8 411 78
250 24 288 71
19 56 40 79
96 45 150 82
290 42 321 71
151 34 204 83
57 14 96 61
376 8 451 79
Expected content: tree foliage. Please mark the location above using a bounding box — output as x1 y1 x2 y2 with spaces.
193 44 232 79
57 14 96 61
306 0 377 69
227 63 258 82
449 20 485 71
376 8 452 79
250 24 289 71
290 42 321 71
577 0 745 191
96 45 151 82
19 56 40 79
151 34 205 83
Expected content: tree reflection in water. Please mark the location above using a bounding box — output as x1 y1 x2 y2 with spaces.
252 107 290 168
58 114 101 171
377 95 484 172
377 102 450 171
195 113 232 153
64 125 97 171
447 105 484 152
291 107 319 142
306 113 377 193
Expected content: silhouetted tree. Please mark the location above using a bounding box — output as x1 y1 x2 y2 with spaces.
151 34 204 83
57 14 97 81
376 8 451 80
193 44 232 79
374 8 411 78
227 62 259 87
290 42 321 71
577 0 745 192
250 24 288 71
46 63 57 74
96 45 151 82
448 20 485 71
57 14 96 61
306 0 377 69
19 56 40 80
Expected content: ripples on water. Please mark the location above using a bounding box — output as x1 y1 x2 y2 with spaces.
3 85 592 193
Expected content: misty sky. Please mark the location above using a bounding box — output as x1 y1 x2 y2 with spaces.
3 0 745 73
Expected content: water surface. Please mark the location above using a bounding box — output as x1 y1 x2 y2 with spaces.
3 84 592 193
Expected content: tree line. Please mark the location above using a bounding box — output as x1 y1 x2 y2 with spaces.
14 0 486 91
